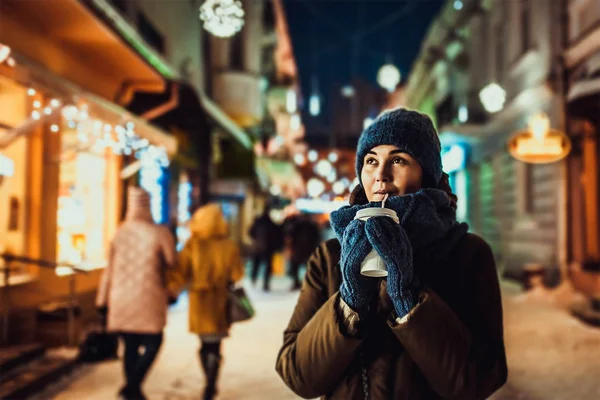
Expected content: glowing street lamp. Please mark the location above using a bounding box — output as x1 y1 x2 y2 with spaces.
479 83 506 113
377 64 401 92
286 89 297 113
307 178 325 198
309 94 320 116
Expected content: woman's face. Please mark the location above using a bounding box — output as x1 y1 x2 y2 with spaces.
360 145 423 202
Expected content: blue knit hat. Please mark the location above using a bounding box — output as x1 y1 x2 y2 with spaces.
356 108 443 188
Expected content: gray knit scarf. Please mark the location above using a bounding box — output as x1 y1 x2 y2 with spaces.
330 188 469 267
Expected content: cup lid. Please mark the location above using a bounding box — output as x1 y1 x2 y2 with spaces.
355 207 399 222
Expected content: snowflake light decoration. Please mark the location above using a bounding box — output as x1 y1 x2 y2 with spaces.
199 0 245 38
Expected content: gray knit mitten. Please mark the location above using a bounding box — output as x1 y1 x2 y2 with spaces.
339 219 379 315
364 216 419 318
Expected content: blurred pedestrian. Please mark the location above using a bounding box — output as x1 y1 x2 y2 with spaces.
168 203 244 400
276 108 507 399
283 215 321 291
249 205 283 292
96 187 176 400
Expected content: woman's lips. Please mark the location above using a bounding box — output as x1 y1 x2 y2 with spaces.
374 190 396 195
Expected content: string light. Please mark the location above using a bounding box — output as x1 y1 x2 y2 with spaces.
21 84 171 166
0 43 15 67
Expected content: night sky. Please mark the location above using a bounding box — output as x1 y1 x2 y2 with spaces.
283 0 445 133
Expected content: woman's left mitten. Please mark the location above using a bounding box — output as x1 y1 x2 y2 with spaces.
364 216 419 318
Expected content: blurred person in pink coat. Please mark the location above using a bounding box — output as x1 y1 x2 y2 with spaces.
96 187 176 400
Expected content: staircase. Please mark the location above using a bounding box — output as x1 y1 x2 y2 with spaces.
0 343 78 399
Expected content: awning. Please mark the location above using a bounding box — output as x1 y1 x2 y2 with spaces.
0 53 177 154
0 0 174 101
126 81 252 153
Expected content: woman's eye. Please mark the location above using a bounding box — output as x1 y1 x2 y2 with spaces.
365 158 377 165
392 157 407 165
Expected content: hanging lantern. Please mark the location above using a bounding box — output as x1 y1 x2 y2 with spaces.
377 64 401 92
199 0 245 38
507 112 572 164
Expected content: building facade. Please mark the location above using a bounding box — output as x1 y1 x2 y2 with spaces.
0 0 178 344
405 0 566 282
564 0 600 307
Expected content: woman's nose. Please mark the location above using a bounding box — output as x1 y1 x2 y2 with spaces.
375 165 390 182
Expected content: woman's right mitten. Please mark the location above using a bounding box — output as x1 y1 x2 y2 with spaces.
339 219 379 315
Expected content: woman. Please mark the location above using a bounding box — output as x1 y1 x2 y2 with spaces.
168 203 244 400
96 187 176 400
276 108 507 399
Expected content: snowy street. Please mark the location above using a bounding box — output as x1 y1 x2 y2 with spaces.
36 277 302 400
35 279 600 400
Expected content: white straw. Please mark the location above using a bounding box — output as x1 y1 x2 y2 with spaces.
382 193 389 208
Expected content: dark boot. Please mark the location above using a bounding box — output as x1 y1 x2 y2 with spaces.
200 351 222 400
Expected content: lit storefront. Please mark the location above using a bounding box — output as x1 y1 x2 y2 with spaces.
0 75 30 283
138 146 171 225
176 173 192 250
441 144 469 222
0 66 176 285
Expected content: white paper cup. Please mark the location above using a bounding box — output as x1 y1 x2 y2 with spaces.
354 208 399 277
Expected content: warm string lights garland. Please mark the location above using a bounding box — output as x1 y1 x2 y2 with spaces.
25 86 170 166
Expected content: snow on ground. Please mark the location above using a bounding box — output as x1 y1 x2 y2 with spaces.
37 277 303 400
36 279 600 400
491 282 600 400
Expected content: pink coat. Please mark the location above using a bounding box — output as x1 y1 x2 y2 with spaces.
96 188 176 334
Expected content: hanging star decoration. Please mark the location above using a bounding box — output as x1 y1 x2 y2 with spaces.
199 0 245 38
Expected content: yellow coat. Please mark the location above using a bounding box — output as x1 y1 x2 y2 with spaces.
168 204 244 337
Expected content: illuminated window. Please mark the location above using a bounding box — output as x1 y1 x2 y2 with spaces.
56 126 108 268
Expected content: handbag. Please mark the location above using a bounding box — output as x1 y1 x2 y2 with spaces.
227 285 255 324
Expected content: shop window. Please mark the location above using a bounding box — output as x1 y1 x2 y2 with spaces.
56 128 109 269
454 170 468 222
0 78 30 283
139 160 169 225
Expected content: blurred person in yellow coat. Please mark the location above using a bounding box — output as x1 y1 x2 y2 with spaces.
168 203 244 400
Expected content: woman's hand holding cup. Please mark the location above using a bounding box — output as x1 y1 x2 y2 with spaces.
339 219 380 316
364 216 419 318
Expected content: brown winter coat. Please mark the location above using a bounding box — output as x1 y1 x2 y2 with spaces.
168 204 244 337
276 232 507 399
96 188 177 334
